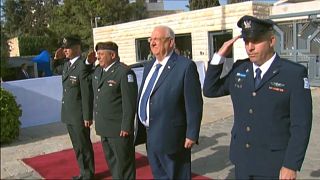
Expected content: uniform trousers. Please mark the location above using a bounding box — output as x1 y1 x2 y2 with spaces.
100 135 136 179
67 124 95 179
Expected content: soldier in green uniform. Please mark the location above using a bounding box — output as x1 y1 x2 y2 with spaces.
86 41 138 179
57 36 95 180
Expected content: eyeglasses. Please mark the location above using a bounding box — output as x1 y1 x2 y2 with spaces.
148 37 171 43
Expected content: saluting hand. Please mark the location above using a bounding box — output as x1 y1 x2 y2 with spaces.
87 51 97 64
84 120 92 128
217 35 241 57
184 138 195 149
54 48 65 60
279 167 297 180
120 130 129 137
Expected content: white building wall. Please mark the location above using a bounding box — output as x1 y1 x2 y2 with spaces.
93 1 271 65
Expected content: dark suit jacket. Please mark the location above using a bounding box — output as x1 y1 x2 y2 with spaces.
92 61 138 137
17 69 29 80
203 54 312 176
135 52 203 154
61 57 93 125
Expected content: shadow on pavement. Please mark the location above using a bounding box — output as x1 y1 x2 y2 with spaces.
1 121 67 148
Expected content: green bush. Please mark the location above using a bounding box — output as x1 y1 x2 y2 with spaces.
0 88 22 144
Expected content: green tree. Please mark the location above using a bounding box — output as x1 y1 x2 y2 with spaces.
2 0 59 37
49 0 95 50
2 0 147 52
0 26 10 80
50 0 147 50
188 0 220 10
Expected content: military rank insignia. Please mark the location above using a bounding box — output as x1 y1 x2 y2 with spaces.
304 78 310 89
269 81 285 92
127 74 134 82
234 71 248 89
107 80 117 86
69 76 78 85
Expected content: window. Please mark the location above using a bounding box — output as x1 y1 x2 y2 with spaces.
135 38 150 62
175 33 192 59
208 30 233 59
135 33 192 62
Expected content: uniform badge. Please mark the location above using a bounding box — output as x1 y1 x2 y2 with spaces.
127 74 134 82
107 80 117 86
244 20 251 29
303 78 310 89
269 81 285 92
69 76 78 85
236 72 246 78
270 82 285 87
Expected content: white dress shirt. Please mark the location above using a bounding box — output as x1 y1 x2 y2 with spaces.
138 51 173 127
252 53 276 79
210 53 276 78
69 56 80 67
103 62 116 72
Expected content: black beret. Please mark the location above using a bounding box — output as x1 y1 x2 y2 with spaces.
61 36 81 48
95 41 118 53
237 15 274 39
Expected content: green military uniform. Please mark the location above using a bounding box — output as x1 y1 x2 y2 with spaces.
92 60 138 179
61 57 94 179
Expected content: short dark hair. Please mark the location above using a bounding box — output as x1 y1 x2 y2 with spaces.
21 63 27 68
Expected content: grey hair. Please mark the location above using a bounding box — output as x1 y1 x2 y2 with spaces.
154 25 175 39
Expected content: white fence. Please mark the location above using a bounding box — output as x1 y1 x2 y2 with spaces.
1 76 62 128
1 61 206 128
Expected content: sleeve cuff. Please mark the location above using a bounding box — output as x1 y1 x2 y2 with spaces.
210 53 226 65
85 59 91 65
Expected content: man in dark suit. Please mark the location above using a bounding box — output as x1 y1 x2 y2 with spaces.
58 36 95 180
135 25 203 179
17 63 30 80
86 41 137 179
203 15 312 179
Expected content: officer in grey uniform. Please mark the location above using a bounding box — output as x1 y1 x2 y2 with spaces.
203 15 312 179
59 36 95 180
86 41 137 179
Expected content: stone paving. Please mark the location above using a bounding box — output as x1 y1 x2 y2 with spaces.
1 88 319 179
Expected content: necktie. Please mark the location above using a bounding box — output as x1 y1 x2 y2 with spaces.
255 68 262 88
24 70 29 78
139 64 162 122
67 61 71 70
100 68 104 80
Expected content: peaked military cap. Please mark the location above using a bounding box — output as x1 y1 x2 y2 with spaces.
237 15 274 39
61 35 81 48
95 41 118 53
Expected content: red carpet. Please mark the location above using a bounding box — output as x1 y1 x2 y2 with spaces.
23 142 211 179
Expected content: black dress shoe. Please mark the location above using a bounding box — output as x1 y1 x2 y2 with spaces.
72 175 83 180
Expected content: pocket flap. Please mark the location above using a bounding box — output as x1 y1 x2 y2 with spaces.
269 143 287 150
